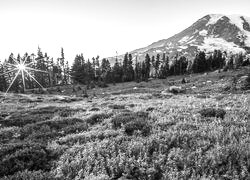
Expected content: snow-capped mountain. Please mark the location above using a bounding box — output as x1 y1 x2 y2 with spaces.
109 14 250 62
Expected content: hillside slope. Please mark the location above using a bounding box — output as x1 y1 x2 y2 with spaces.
109 14 250 63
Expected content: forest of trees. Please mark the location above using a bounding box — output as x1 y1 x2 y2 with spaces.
0 48 250 93
0 47 70 92
70 50 250 86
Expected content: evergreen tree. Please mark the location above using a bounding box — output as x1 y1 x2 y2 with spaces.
127 54 134 81
159 54 169 78
10 54 21 92
71 54 84 84
35 47 48 87
206 54 213 71
145 54 151 81
141 61 147 81
65 60 70 84
86 59 95 85
0 63 7 91
234 53 244 69
192 51 207 73
112 58 123 83
101 58 112 83
134 56 141 82
211 50 223 70
122 53 129 82
151 55 155 78
59 48 68 84
155 54 161 78
94 55 101 81
179 56 188 74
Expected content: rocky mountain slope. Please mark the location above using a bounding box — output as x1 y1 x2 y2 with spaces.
109 14 250 62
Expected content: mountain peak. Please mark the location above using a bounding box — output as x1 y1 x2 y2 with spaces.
205 14 225 25
108 14 250 63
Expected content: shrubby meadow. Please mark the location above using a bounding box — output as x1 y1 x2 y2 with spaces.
0 66 250 179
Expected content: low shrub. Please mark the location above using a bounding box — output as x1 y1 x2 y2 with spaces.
37 118 84 130
196 94 209 99
202 143 250 179
198 108 226 119
0 127 20 143
111 111 148 129
1 170 57 180
57 129 120 146
58 108 83 117
1 106 68 127
84 174 109 180
128 104 135 108
20 118 87 142
124 120 151 136
108 104 126 110
54 137 166 180
85 113 112 125
61 122 88 134
169 86 185 94
0 142 58 177
175 122 199 131
146 107 154 112
97 81 109 88
242 73 250 90
156 121 176 131
89 107 100 111
23 125 59 143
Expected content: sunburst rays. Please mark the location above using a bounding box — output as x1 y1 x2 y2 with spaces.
0 56 48 95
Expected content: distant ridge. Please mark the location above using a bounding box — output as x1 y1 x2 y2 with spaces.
108 14 250 63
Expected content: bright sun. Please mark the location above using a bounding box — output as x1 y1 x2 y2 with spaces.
17 64 26 71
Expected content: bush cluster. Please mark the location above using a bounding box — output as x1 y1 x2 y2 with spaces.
0 106 69 127
124 120 151 136
111 111 148 129
1 170 57 180
198 108 226 119
242 73 250 90
19 118 87 143
108 104 126 110
57 129 120 146
89 107 100 111
0 142 58 177
111 111 151 136
85 113 112 125
54 123 250 179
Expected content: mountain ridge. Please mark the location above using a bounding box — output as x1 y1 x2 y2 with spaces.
108 14 250 63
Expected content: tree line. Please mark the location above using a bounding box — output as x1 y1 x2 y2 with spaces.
71 50 250 86
0 47 70 92
0 48 250 92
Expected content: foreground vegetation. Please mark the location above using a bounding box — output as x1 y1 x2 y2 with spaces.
0 68 250 179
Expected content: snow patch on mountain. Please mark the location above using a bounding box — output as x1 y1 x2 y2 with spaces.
199 30 208 36
228 15 245 30
179 36 190 43
179 45 188 49
245 17 250 25
198 37 246 54
207 14 224 25
167 42 173 47
227 15 250 46
110 14 250 63
243 33 250 46
187 39 196 44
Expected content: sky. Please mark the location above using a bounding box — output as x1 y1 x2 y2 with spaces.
0 0 250 64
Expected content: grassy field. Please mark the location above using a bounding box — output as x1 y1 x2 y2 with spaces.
0 67 250 180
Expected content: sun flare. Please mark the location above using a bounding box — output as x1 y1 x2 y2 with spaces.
16 63 26 71
0 56 48 95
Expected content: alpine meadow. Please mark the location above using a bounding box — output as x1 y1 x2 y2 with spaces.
0 0 250 180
